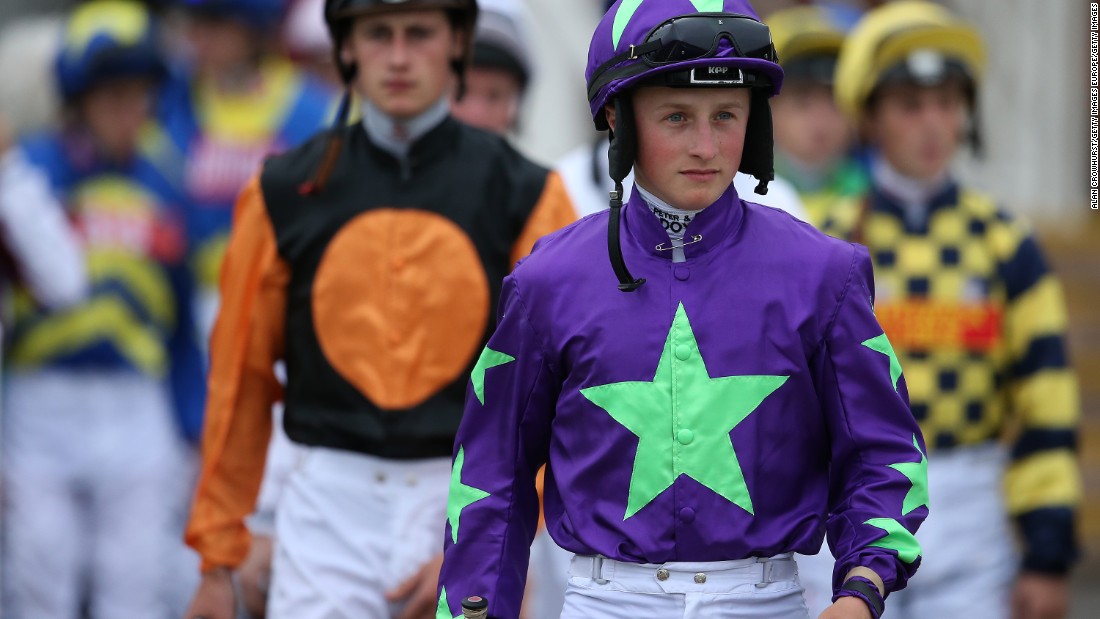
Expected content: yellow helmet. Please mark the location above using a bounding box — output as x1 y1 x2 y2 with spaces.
766 5 851 84
834 0 985 121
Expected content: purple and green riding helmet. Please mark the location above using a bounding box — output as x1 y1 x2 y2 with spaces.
585 0 785 291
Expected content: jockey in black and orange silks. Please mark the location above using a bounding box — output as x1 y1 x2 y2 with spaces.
182 2 576 618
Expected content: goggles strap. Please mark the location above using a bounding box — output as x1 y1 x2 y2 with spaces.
588 40 663 90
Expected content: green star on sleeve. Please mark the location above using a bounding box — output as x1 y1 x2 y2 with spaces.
436 586 462 619
865 517 922 564
889 434 929 516
862 332 902 390
446 446 490 544
470 346 515 405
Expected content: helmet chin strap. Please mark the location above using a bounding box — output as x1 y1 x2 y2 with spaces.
299 89 352 196
743 88 773 195
607 97 645 292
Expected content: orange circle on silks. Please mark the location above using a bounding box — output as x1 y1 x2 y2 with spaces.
312 208 490 410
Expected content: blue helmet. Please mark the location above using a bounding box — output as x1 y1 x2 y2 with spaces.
179 0 288 30
55 0 167 101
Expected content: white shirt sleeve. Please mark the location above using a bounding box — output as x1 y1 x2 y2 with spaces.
0 148 88 309
734 172 808 221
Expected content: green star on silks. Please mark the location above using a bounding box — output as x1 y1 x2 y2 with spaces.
687 0 725 12
436 586 462 619
580 303 788 520
862 333 902 390
446 446 490 543
865 517 922 564
470 346 515 405
889 434 929 516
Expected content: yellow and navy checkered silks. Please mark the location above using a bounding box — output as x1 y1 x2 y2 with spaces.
821 187 1082 518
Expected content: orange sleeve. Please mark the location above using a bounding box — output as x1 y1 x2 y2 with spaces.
510 171 578 267
184 176 289 572
535 466 547 531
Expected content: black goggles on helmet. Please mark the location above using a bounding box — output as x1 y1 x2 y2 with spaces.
588 13 778 100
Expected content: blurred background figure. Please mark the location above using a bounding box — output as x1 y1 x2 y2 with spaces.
765 2 866 227
229 0 550 614
0 2 204 618
449 0 533 135
158 0 335 347
238 2 549 615
797 3 1083 619
0 107 87 417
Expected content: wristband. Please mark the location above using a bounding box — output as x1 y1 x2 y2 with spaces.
840 580 884 615
838 577 884 619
